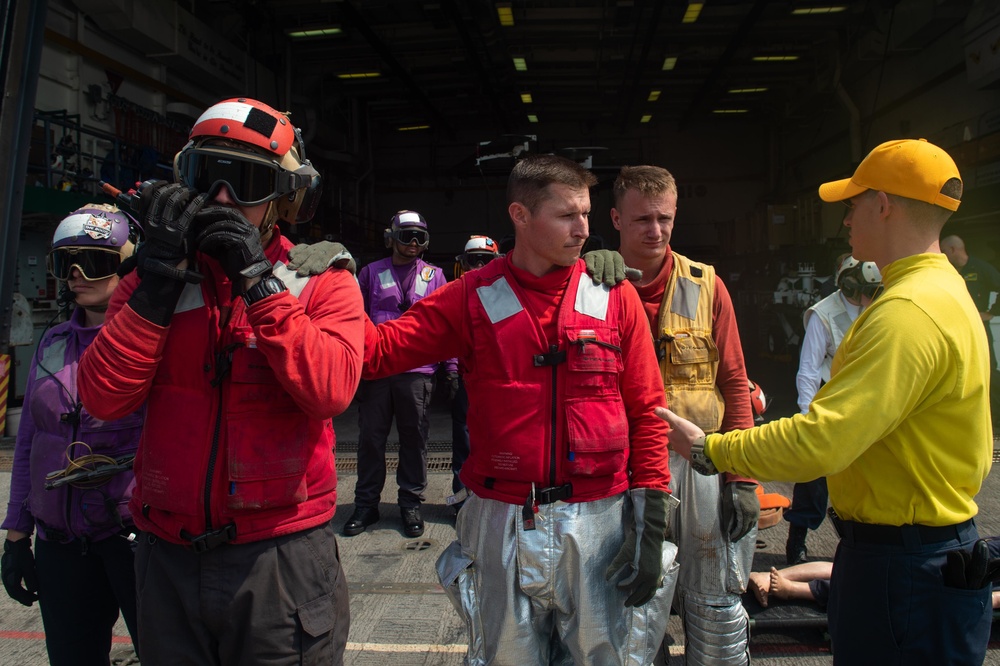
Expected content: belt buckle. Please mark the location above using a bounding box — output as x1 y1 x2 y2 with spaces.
537 483 572 505
188 523 237 553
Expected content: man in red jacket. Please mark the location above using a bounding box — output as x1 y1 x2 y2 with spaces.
78 98 363 665
362 154 677 665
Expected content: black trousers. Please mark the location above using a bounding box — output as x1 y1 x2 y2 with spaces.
355 373 434 508
34 533 139 666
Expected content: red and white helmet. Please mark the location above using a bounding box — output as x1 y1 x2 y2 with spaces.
748 380 768 421
174 98 321 228
457 235 500 272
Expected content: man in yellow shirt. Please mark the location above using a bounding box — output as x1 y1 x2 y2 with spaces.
660 139 993 665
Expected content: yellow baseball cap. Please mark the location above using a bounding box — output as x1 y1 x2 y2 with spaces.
818 138 962 211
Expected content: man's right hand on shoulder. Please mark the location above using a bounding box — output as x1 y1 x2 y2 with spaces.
583 250 642 288
287 241 357 277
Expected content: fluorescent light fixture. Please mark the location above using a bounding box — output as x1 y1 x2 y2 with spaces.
640 114 653 123
527 114 538 123
682 2 703 23
497 3 514 26
792 6 847 15
287 26 342 39
728 87 768 93
336 72 381 79
662 56 678 70
398 125 430 131
752 55 799 62
521 92 533 104
513 57 527 71
647 90 661 102
712 109 748 114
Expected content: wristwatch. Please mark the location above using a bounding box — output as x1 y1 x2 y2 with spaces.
689 436 719 476
242 275 287 307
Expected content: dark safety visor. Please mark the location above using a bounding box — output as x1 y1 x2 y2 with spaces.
48 247 122 282
463 252 496 269
176 147 307 206
393 228 429 245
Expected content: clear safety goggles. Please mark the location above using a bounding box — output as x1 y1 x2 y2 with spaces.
392 228 429 246
176 146 309 206
48 247 122 282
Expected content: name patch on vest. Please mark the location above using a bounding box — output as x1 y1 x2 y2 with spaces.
476 277 523 324
670 276 701 321
574 278 609 321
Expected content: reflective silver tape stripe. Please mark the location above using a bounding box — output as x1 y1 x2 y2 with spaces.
669 276 701 321
175 282 205 314
37 338 68 379
272 262 310 299
377 268 396 290
574 276 609 321
476 276 523 324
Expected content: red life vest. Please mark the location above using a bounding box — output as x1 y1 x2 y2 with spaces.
131 241 337 545
459 259 632 506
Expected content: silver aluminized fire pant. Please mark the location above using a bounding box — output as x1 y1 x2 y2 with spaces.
668 451 756 665
437 491 680 666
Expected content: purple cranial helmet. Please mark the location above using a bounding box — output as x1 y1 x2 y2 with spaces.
47 203 135 281
384 209 430 250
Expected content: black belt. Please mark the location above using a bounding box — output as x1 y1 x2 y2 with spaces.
181 523 237 553
536 483 573 505
837 518 973 547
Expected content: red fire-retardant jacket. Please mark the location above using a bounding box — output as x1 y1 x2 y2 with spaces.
363 255 670 505
78 229 364 545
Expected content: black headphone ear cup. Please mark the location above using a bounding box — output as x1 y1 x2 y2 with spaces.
294 170 322 223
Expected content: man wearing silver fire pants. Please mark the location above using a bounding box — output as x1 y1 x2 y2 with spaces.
610 165 758 664
360 155 680 665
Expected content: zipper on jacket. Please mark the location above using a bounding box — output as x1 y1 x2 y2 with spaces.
547 344 559 488
204 347 234 531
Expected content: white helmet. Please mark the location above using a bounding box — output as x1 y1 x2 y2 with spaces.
837 256 882 299
456 235 499 271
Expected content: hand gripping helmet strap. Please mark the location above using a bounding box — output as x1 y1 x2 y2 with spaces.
47 203 136 281
175 99 322 224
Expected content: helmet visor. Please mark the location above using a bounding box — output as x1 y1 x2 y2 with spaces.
177 147 302 206
393 228 429 245
48 247 122 281
463 252 496 269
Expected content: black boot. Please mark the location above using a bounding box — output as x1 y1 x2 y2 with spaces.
786 524 809 565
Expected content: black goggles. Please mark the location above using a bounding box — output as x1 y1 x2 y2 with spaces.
861 283 884 299
393 228 429 245
464 252 496 268
48 247 122 281
177 147 309 206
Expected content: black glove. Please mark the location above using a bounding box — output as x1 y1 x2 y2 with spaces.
944 539 1000 590
583 250 642 288
194 207 273 295
606 488 673 606
286 241 357 276
721 481 759 542
137 182 208 284
446 372 460 401
2 538 39 606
